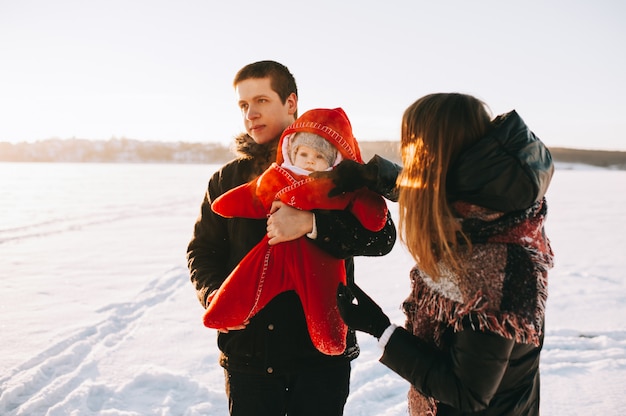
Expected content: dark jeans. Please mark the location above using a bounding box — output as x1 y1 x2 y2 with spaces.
224 362 351 416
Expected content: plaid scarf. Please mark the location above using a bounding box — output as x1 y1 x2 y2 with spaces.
402 198 554 415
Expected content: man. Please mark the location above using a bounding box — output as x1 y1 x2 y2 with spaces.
187 60 396 416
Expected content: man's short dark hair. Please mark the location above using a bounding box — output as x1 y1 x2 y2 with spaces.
233 60 298 104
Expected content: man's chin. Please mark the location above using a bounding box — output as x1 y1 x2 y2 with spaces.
251 133 279 146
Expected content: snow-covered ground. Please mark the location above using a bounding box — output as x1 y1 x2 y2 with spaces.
1 162 625 415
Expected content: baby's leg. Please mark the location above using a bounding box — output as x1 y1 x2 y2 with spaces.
291 241 348 355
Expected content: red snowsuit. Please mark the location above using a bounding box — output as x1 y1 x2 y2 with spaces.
203 108 388 355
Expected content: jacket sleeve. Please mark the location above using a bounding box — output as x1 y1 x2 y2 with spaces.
312 209 396 259
187 170 232 307
380 326 515 412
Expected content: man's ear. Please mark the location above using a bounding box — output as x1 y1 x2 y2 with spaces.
286 92 298 116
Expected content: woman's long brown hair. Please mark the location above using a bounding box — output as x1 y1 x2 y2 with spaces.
397 93 491 280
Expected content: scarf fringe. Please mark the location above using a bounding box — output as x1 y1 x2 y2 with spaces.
404 271 544 347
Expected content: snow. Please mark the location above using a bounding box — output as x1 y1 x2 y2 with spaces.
1 162 625 415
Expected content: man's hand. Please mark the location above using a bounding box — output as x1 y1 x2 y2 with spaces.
206 291 249 332
217 321 249 333
266 201 314 245
336 282 391 339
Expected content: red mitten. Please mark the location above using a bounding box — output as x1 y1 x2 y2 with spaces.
211 179 267 219
348 189 388 231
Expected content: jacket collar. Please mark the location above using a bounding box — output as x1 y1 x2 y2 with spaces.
233 133 278 161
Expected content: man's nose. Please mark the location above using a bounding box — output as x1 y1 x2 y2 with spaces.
246 105 260 120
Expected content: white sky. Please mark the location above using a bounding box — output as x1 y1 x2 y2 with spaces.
1 0 624 150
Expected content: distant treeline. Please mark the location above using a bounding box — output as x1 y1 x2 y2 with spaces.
1 138 625 169
0 138 402 165
0 138 232 164
546 147 626 169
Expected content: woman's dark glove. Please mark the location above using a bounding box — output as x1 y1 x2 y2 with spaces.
312 155 401 201
313 159 377 196
336 283 391 339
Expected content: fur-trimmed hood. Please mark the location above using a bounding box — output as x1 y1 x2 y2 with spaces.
232 133 279 177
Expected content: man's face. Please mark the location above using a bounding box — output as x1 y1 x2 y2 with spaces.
235 77 297 145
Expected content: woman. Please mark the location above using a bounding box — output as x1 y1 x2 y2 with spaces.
332 93 555 415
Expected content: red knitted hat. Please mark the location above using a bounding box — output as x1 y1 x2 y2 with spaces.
277 107 363 165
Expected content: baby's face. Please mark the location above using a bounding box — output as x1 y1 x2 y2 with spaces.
293 145 330 172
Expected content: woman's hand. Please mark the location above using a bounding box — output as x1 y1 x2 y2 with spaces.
312 155 401 201
311 159 377 196
336 282 391 339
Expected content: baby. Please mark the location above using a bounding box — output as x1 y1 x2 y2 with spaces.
203 108 388 355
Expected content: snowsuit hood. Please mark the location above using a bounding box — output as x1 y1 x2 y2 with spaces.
277 108 363 167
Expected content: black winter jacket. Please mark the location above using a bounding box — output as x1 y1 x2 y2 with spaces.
381 325 542 415
187 135 397 375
